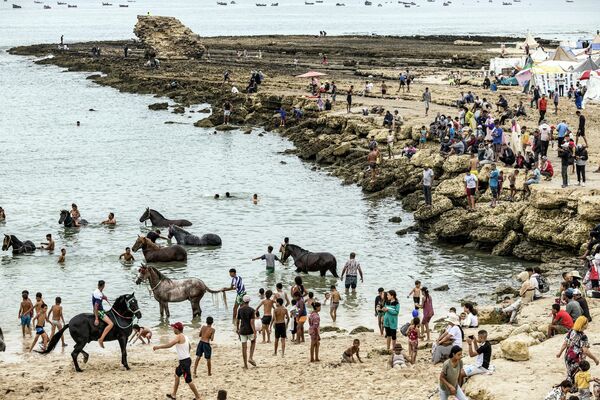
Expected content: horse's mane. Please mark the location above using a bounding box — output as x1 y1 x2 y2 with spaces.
289 244 307 252
149 265 172 283
9 235 23 244
150 209 166 219
172 225 190 235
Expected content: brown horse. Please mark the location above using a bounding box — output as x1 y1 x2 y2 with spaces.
131 236 187 262
135 265 226 319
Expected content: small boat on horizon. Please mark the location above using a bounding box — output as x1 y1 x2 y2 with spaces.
305 1 314 4
335 2 345 5
270 2 278 5
255 2 266 5
364 0 372 4
118 3 128 6
57 1 66 4
101 1 112 4
43 4 51 8
216 1 227 4
12 3 22 7
34 0 43 4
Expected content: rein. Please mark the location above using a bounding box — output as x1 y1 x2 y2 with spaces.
106 298 139 329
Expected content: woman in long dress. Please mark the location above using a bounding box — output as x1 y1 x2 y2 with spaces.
510 119 521 155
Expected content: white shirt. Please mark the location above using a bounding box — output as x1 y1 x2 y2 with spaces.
423 169 434 186
464 174 478 189
175 335 190 360
447 325 463 347
530 274 540 298
539 124 551 141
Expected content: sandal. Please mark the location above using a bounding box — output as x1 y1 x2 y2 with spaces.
166 395 176 399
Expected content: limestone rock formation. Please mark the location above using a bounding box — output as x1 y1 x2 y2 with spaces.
500 334 532 361
134 16 206 59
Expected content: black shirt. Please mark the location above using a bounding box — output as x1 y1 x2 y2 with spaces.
579 115 586 134
477 341 492 369
577 297 592 322
146 231 160 242
237 305 255 335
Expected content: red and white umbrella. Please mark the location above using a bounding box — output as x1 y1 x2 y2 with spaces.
295 71 327 78
579 70 600 80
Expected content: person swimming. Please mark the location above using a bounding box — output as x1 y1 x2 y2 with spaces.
252 194 258 204
214 194 220 199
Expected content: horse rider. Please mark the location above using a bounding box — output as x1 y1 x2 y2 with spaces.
93 280 114 348
70 203 82 227
147 229 168 244
279 237 289 261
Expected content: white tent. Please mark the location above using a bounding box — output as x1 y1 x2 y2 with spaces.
518 32 539 50
530 48 548 62
583 74 600 108
488 57 524 75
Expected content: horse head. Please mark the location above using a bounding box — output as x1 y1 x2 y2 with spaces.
282 243 302 262
167 225 175 239
2 234 11 251
139 207 151 223
114 293 142 320
132 235 145 252
58 210 69 224
135 264 149 285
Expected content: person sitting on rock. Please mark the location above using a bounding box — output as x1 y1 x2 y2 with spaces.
501 271 533 324
498 144 515 167
523 166 541 198
547 303 573 337
383 111 393 128
540 156 554 180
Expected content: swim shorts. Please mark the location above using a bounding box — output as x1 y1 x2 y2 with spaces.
330 302 339 311
466 187 476 196
345 275 358 289
490 186 498 199
224 110 231 117
20 315 31 326
297 316 307 324
195 341 212 359
261 315 272 326
274 323 287 339
239 334 255 343
35 326 45 335
235 292 247 305
175 358 193 383
385 327 397 341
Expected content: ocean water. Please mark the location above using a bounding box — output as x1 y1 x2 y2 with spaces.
0 0 564 357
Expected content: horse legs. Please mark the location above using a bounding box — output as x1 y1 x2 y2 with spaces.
71 341 86 372
164 303 171 318
118 336 130 370
191 298 201 319
159 302 164 319
81 350 89 364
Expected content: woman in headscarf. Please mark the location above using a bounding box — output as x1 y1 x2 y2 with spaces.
510 119 521 155
556 316 599 382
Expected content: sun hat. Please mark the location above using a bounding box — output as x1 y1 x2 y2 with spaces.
573 289 581 296
242 295 251 303
570 270 582 279
445 314 460 325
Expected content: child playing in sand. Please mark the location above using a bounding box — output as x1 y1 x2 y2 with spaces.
407 280 421 310
309 302 321 362
389 343 408 369
129 324 153 345
18 290 34 337
119 247 135 263
30 303 49 352
58 248 66 263
256 290 275 343
407 317 421 364
330 285 341 322
194 316 215 377
342 338 363 363
47 297 66 347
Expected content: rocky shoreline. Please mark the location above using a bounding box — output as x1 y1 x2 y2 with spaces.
9 16 595 272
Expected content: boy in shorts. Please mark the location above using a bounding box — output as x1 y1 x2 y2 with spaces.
271 298 290 357
30 303 49 352
194 316 215 377
18 290 33 337
48 297 67 347
407 280 421 310
329 285 341 322
256 290 275 343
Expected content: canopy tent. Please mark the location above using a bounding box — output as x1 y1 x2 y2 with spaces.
583 74 600 108
592 34 600 50
488 57 523 75
295 71 327 78
530 47 548 63
579 70 600 81
549 46 578 62
575 57 600 73
517 32 539 50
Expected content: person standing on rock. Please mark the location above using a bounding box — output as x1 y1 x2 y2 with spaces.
464 170 478 211
422 87 431 117
367 148 378 181
346 85 353 113
576 110 588 147
558 142 571 188
223 101 233 125
331 81 337 104
422 167 434 207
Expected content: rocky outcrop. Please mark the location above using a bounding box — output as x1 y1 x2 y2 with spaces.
134 16 206 59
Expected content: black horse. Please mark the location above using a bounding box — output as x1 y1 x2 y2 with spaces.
59 210 88 227
167 225 222 246
139 208 192 227
41 293 142 372
2 234 36 254
282 244 338 277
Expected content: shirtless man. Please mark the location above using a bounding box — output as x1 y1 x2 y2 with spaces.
93 280 114 348
39 233 55 251
193 316 215 377
18 290 34 337
274 282 290 306
0 206 5 221
146 229 167 244
256 290 275 343
469 152 479 176
367 148 378 180
58 248 66 264
34 292 45 317
30 303 49 352
70 203 81 227
101 212 116 225
270 298 290 357
47 297 66 347
329 285 342 322
278 237 289 261
119 247 135 263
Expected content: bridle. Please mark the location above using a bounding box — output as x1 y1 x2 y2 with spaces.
108 297 140 329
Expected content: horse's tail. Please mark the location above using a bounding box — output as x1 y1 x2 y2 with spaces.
330 257 339 278
207 288 227 309
39 324 68 354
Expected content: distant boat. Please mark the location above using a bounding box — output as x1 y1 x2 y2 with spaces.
255 2 266 5
101 2 112 4
364 0 371 4
304 1 314 4
67 3 76 6
316 0 323 2
502 1 512 4
43 4 51 7
566 0 574 2
118 3 128 6
34 0 43 3
230 0 236 3
57 1 66 4
335 2 345 5
270 2 278 5
216 1 227 4
12 3 22 6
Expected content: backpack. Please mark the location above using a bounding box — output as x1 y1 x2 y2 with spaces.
537 275 550 293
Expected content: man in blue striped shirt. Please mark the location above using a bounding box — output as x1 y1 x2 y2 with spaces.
223 268 246 321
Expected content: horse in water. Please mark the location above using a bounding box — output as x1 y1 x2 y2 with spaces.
167 225 222 246
136 265 225 319
41 293 142 372
282 244 338 277
2 234 36 254
139 208 192 228
132 236 187 262
59 210 88 227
